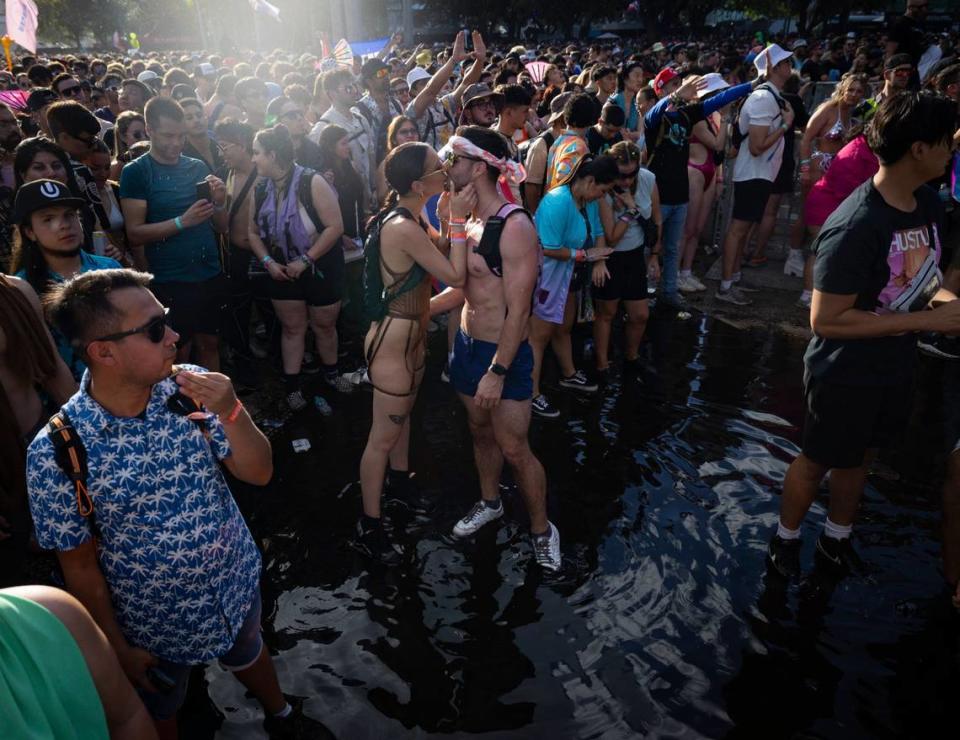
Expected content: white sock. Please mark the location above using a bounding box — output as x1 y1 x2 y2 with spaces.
823 518 852 541
273 702 293 719
720 279 733 291
732 271 742 283
800 289 812 301
777 521 801 540
789 248 804 261
680 269 692 279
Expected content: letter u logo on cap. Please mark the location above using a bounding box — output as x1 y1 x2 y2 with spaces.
40 181 61 198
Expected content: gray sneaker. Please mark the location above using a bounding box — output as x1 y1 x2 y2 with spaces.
286 390 308 411
532 521 562 571
453 500 503 538
715 286 753 306
325 374 354 394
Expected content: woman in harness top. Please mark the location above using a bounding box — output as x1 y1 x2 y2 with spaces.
355 142 474 564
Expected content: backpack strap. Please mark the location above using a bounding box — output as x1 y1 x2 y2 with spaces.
297 168 324 233
475 203 531 278
46 411 95 522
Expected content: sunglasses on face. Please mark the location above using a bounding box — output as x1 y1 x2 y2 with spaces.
338 83 357 94
391 86 409 95
419 166 447 181
60 85 82 97
440 151 481 167
92 307 170 345
280 109 305 121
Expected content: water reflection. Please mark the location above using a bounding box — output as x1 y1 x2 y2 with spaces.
205 312 958 739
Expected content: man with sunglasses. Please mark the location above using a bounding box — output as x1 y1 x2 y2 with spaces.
44 102 112 235
887 0 929 87
311 68 376 208
856 54 915 122
26 269 329 737
266 95 322 170
354 58 403 164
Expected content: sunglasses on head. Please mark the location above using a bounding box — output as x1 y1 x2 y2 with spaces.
92 307 170 345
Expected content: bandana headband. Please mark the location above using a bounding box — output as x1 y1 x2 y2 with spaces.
438 135 527 185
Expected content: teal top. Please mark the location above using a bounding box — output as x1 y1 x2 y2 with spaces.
0 592 110 739
118 152 220 283
16 251 121 381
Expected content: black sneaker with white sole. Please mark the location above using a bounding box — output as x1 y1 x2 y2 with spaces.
531 394 560 419
558 370 598 393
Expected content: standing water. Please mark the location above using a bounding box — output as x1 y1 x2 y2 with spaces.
195 312 957 739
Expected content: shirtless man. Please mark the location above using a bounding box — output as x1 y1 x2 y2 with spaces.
213 119 260 378
432 126 561 571
0 275 75 539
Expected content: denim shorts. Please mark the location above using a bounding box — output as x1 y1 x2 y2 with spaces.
138 592 264 720
450 329 533 402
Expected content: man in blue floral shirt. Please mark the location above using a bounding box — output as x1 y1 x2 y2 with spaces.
27 269 332 739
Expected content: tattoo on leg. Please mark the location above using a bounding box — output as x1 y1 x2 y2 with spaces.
388 413 408 425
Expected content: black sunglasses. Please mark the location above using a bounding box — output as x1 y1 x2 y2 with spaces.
93 308 170 345
60 85 83 97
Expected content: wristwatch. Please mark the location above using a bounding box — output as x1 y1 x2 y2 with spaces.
489 362 508 377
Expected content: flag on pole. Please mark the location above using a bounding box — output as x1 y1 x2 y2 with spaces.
5 0 40 54
248 0 280 22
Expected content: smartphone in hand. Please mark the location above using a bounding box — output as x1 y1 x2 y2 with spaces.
196 181 212 202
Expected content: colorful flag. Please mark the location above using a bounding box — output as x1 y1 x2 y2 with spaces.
5 0 40 54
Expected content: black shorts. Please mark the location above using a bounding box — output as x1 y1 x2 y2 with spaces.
732 178 773 223
772 161 795 195
260 248 344 307
801 374 913 469
591 248 649 302
152 273 227 340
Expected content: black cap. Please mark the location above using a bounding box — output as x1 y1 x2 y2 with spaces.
360 58 389 80
26 88 58 112
13 179 86 225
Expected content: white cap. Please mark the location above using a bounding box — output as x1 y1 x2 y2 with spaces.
137 70 159 83
697 72 730 98
792 38 808 49
754 43 793 76
196 62 216 77
406 66 431 89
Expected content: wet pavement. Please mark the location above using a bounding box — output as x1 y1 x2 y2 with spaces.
196 306 960 739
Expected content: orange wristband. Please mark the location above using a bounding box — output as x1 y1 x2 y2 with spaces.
222 398 244 424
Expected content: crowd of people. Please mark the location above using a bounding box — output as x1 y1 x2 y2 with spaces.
2 2 960 736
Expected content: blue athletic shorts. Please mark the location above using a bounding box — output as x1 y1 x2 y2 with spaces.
137 592 264 720
450 328 534 402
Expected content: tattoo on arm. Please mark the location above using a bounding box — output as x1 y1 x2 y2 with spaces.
388 413 408 425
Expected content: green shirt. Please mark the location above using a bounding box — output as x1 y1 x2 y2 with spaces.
0 592 109 739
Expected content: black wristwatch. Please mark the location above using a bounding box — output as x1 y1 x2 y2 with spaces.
489 362 508 377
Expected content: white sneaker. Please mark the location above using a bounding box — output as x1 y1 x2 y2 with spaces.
783 251 805 278
796 293 812 309
453 500 503 538
678 274 698 293
532 521 562 571
688 274 706 291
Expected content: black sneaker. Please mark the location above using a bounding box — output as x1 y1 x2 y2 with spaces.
766 534 802 580
385 471 434 515
263 697 335 739
531 394 560 419
351 518 403 566
814 533 866 575
558 370 598 393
